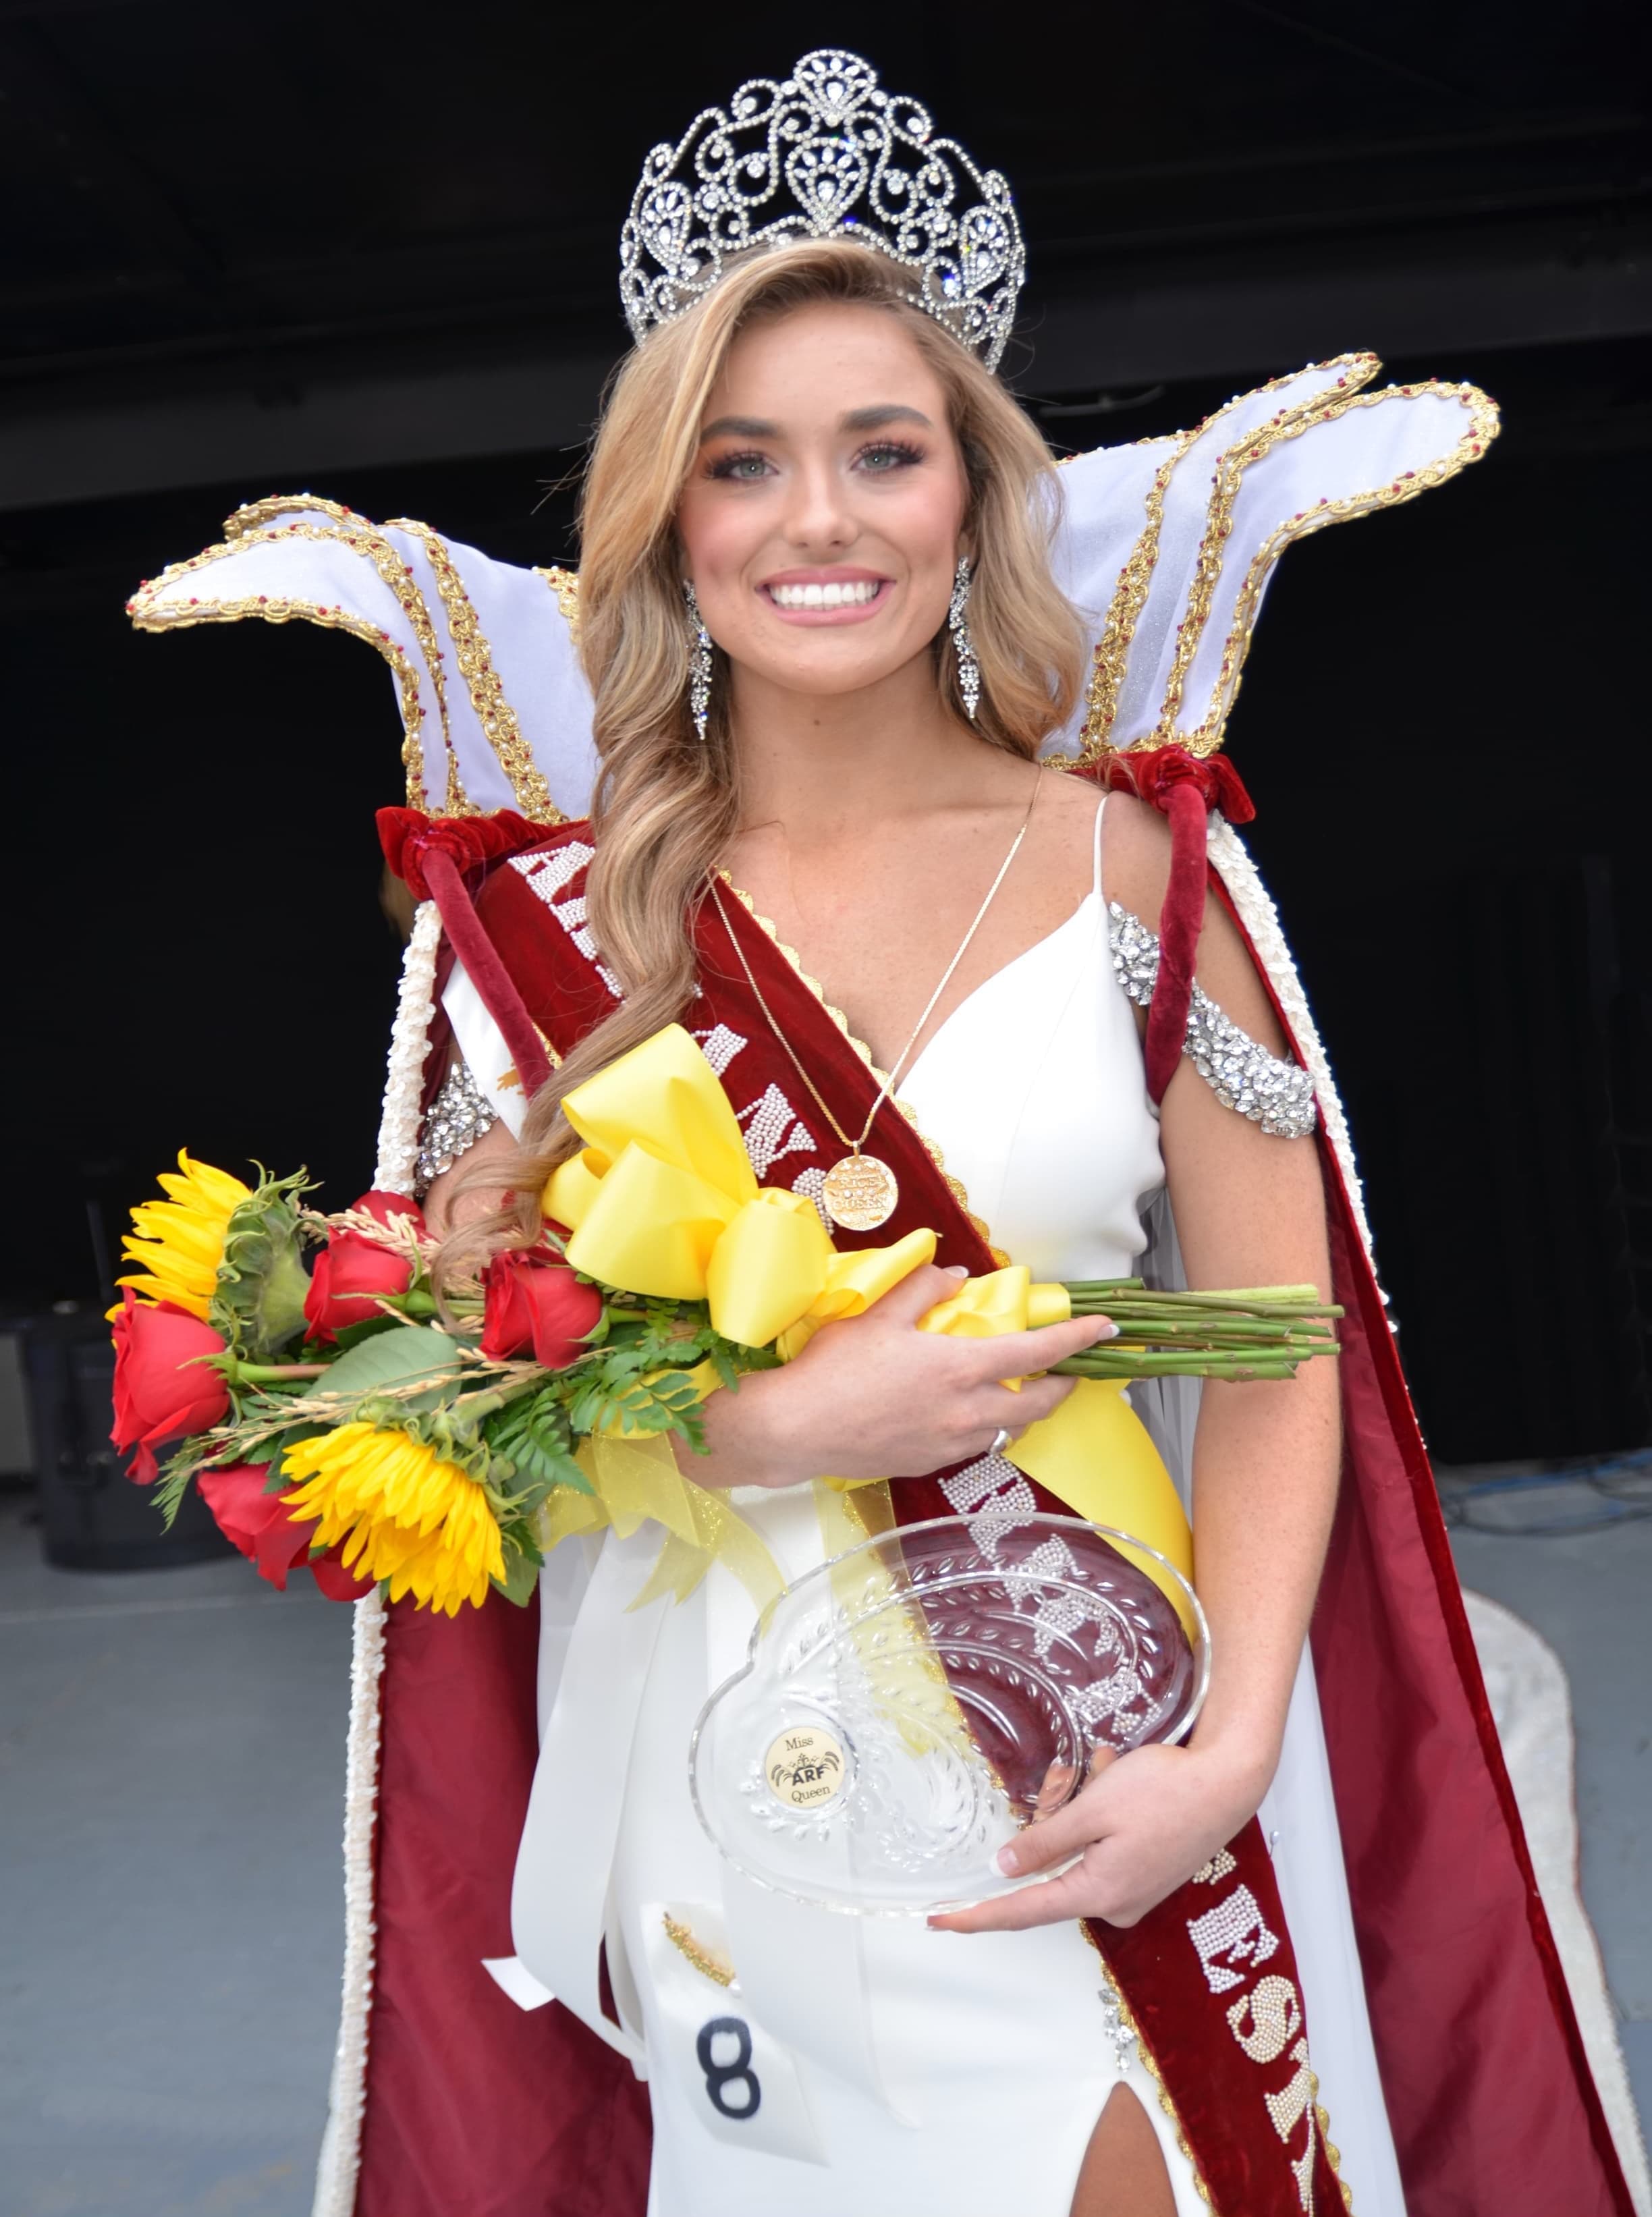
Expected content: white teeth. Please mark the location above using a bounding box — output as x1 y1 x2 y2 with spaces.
769 580 879 609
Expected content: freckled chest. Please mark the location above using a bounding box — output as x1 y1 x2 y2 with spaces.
723 803 1095 1074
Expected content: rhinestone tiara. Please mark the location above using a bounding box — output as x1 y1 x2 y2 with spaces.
620 49 1026 371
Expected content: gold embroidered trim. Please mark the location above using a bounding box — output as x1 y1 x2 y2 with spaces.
715 873 1002 1259
536 564 582 642
127 499 458 810
229 497 460 804
129 539 434 810
389 518 563 825
1047 355 1383 771
1319 2102 1354 2209
661 1913 736 1988
1175 377 1500 757
1144 359 1383 750
1078 1922 1212 2207
1070 432 1196 760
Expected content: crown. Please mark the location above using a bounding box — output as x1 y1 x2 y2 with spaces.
620 49 1026 371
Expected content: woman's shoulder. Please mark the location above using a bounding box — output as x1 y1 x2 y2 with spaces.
1096 782 1290 1056
1094 786 1173 921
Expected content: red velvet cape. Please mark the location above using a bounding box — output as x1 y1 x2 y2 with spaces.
352 817 1634 2217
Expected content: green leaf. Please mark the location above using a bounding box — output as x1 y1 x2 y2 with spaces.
491 1537 542 1606
486 1388 593 1497
209 1169 316 1360
151 1442 209 1530
322 1313 406 1356
318 1323 461 1401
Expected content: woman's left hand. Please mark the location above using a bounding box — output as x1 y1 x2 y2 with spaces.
928 1739 1270 1934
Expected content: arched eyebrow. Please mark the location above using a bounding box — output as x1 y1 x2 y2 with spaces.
699 415 779 441
698 404 936 443
839 405 935 433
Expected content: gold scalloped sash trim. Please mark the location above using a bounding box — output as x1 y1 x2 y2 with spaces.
715 873 1003 1261
1078 1922 1213 2207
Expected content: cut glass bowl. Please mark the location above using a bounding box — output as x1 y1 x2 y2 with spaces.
690 1512 1208 1916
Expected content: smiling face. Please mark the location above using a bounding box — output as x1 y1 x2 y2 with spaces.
674 300 972 709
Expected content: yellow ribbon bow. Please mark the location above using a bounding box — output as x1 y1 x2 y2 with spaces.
912 1264 1196 1633
541 1025 1194 1631
540 1024 935 1606
544 1023 935 1348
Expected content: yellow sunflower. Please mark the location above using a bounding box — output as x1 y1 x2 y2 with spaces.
281 1422 505 1616
117 1152 252 1319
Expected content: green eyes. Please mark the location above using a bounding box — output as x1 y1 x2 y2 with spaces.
705 441 925 482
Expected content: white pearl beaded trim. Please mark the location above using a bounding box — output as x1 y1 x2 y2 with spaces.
310 1589 387 2217
1205 817 1379 1275
312 899 440 2217
371 899 442 1197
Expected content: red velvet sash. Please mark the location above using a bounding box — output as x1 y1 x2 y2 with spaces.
352 816 1634 2217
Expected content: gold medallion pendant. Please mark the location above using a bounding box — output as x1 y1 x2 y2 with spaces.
820 1152 900 1233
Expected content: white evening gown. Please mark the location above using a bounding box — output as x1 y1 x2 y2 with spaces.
517 802 1408 2217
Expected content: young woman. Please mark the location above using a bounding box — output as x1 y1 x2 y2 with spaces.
128 49 1631 2217
429 239 1347 2217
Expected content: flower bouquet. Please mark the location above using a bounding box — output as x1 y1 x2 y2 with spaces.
109 1026 1342 1618
110 1154 786 1613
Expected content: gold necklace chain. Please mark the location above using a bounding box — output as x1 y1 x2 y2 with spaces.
705 772 1040 1230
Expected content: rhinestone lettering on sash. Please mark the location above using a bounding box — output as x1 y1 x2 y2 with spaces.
1188 1860 1326 2212
510 842 624 1000
736 1083 817 1180
938 1455 1165 1741
691 1024 748 1077
789 1166 831 1226
1187 1885 1279 1994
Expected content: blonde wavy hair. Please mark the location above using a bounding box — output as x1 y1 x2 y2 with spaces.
442 237 1084 1278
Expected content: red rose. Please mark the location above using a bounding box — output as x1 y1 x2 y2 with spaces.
480 1252 603 1369
304 1191 425 1342
198 1462 372 1601
110 1289 231 1481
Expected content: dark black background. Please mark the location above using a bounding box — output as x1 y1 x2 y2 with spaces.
5 0 1651 1460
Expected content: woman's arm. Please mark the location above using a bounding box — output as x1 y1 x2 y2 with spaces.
422 1115 518 1234
684 1263 1108 1487
423 1107 1111 1486
933 796 1340 1932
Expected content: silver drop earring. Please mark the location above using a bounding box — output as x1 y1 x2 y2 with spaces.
948 555 981 721
683 580 713 741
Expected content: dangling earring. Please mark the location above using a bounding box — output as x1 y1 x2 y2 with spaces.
683 580 713 742
948 555 981 721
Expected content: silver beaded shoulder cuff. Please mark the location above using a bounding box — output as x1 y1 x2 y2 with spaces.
1107 902 1318 1139
414 1060 499 1198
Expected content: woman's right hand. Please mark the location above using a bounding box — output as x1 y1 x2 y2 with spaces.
689 1264 1113 1490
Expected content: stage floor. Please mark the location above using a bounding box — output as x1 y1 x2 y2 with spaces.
1 1482 1647 2216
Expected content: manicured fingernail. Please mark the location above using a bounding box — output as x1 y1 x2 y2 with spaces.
1093 1318 1120 1340
945 1265 970 1279
993 1844 1020 1876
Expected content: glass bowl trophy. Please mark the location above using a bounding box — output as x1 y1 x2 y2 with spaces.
691 1513 1208 1915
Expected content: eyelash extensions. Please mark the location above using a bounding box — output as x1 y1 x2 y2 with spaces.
705 439 927 482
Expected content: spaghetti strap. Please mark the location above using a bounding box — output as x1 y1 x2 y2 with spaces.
1092 793 1107 900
